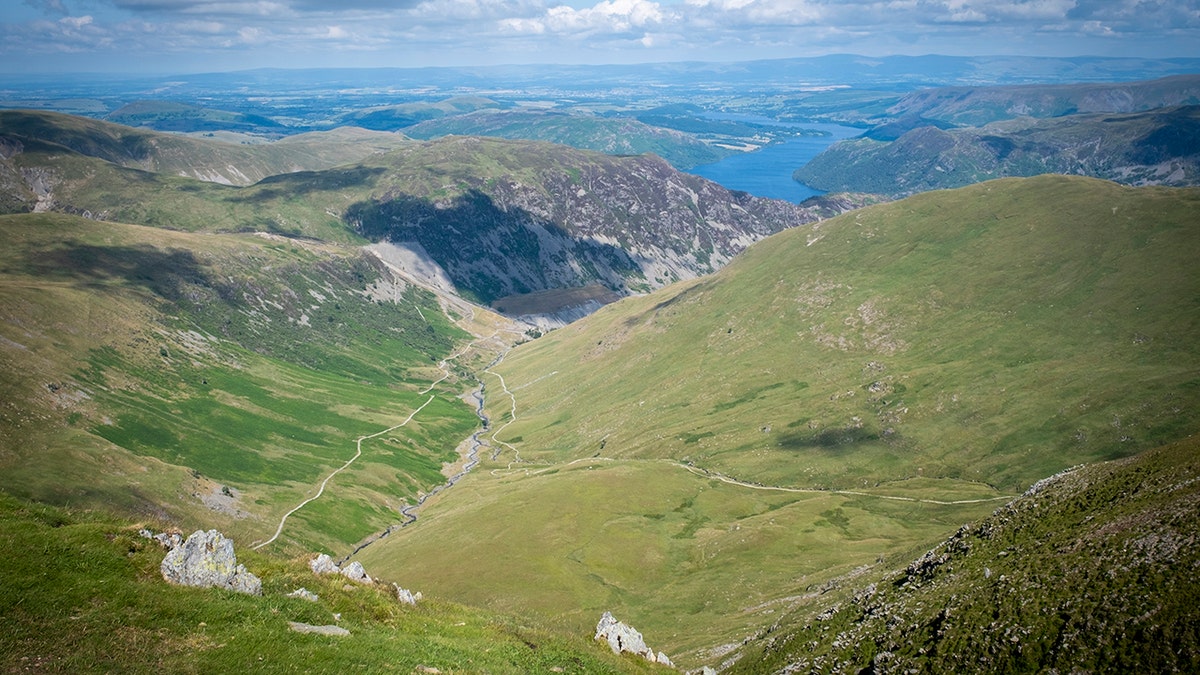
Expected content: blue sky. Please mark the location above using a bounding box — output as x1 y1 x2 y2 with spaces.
3 0 1199 73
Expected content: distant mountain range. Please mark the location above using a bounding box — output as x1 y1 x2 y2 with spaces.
403 110 735 170
796 75 1200 198
797 104 1200 197
882 73 1200 127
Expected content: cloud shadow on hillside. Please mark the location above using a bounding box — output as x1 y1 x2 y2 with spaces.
27 243 214 302
228 166 389 203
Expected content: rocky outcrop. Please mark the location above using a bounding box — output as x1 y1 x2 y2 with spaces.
160 529 262 596
393 583 422 605
309 553 372 584
595 611 673 667
309 553 339 575
340 560 372 584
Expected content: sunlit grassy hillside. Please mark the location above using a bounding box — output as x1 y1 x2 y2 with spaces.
0 213 479 556
730 433 1200 673
491 175 1200 492
356 175 1200 667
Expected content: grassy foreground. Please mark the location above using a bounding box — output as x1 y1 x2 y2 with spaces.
0 492 662 673
730 434 1200 672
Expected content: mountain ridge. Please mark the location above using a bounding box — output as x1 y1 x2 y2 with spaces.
0 109 411 188
797 104 1200 197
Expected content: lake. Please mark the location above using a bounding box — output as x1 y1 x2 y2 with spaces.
689 121 862 203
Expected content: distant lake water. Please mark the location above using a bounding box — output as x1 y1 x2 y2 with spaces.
689 119 862 203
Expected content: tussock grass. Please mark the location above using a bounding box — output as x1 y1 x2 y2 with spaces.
731 434 1200 672
0 492 662 673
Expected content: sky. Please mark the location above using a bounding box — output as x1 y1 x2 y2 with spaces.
2 0 1199 74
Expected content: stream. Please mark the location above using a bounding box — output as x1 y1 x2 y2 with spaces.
337 353 501 565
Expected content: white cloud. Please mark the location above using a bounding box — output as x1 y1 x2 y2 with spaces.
1 0 1197 71
504 0 673 36
60 15 95 29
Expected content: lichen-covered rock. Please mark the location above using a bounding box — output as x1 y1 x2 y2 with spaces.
340 560 371 583
160 529 261 596
394 583 421 605
595 611 671 665
309 553 339 575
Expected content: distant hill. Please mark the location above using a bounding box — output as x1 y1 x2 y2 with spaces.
796 105 1200 197
107 100 288 135
342 136 852 306
334 96 503 131
883 73 1200 127
0 110 410 187
0 112 867 314
731 435 1200 673
403 110 734 170
354 175 1200 665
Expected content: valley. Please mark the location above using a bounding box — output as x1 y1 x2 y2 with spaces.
1 54 1199 673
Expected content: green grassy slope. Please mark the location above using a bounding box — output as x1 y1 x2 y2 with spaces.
0 212 475 555
355 175 1200 667
1 109 410 187
731 433 1200 673
492 175 1200 492
796 105 1200 197
0 492 662 674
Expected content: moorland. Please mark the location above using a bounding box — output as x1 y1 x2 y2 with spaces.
1 54 1198 673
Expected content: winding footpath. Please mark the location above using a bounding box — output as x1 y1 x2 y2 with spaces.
335 336 519 563
252 394 436 550
677 464 1016 505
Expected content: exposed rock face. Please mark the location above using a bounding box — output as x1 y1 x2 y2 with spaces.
160 529 262 596
594 611 673 666
347 136 861 308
